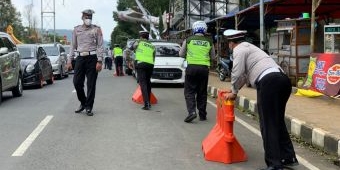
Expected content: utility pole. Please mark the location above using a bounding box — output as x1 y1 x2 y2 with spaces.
259 0 265 49
311 0 321 52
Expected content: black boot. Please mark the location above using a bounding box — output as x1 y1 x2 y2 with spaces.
184 112 197 123
75 105 85 113
142 102 151 110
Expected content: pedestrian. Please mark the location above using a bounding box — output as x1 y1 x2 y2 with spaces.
179 21 215 123
130 31 155 110
107 47 113 70
113 44 124 76
67 9 104 116
223 29 298 170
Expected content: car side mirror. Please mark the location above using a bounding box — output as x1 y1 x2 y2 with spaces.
0 47 9 55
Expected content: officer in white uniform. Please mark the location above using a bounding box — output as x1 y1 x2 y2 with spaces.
67 9 104 116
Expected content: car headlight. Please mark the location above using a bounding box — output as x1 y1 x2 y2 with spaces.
181 60 187 68
26 64 35 73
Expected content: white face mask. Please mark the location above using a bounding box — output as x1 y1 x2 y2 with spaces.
84 19 92 26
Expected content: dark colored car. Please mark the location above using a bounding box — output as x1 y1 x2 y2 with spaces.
0 32 23 104
17 44 54 88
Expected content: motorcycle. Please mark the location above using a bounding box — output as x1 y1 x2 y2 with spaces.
216 57 232 81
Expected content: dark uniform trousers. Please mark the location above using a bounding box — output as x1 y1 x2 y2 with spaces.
184 64 209 117
256 71 296 168
73 55 98 110
115 56 123 76
136 62 154 106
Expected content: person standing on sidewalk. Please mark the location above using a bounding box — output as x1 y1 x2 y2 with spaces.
113 44 123 76
223 29 298 170
130 31 155 110
67 9 104 116
179 21 215 123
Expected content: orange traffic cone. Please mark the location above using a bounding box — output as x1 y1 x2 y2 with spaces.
202 90 247 164
132 85 157 104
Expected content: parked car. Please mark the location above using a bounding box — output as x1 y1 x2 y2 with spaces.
0 32 23 104
150 41 186 84
40 43 68 79
17 44 54 88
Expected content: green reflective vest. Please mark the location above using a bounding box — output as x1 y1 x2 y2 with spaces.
186 35 212 66
135 40 155 64
113 47 123 56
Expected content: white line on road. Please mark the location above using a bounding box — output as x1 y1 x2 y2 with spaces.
207 100 320 170
11 115 54 157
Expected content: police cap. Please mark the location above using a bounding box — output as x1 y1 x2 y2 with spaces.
82 9 95 15
139 31 149 35
223 29 246 40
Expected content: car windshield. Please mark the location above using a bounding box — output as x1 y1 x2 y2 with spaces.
154 44 180 57
43 46 59 56
18 46 35 59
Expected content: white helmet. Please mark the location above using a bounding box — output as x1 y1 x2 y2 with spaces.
192 21 207 34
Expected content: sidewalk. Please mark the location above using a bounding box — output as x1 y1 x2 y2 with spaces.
207 72 340 157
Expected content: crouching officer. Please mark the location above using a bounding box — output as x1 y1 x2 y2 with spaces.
131 31 155 110
113 44 124 76
179 21 215 123
67 9 104 116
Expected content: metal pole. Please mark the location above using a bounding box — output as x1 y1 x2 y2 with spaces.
41 0 43 43
53 0 56 43
260 0 265 49
310 0 321 53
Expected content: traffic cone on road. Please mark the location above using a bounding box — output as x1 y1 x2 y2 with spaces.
132 85 157 104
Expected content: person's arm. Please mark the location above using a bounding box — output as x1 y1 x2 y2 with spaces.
96 27 104 62
210 43 216 60
179 39 187 58
67 28 77 64
230 47 247 95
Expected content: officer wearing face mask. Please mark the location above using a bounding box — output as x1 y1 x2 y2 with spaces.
67 9 104 116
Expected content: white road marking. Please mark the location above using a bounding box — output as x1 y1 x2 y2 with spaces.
72 89 76 93
11 115 53 157
207 100 320 170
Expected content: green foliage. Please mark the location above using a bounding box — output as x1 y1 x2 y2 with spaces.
0 0 24 38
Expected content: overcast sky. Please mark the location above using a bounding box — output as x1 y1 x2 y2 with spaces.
11 0 118 41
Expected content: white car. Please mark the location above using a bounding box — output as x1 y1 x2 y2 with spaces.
150 41 186 84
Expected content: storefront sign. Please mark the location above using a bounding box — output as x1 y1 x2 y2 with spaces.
310 53 340 96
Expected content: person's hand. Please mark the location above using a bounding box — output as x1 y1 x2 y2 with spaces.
66 62 73 71
224 91 237 101
96 62 102 72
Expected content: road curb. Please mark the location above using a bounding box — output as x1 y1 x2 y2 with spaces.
207 84 340 157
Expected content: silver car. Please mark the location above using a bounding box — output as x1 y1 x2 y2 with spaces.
40 43 68 79
0 32 23 104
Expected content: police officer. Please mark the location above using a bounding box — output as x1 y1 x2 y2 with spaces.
131 31 155 110
223 29 298 170
67 9 104 116
113 44 123 76
179 21 215 123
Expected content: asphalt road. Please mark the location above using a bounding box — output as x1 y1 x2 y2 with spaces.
0 69 338 170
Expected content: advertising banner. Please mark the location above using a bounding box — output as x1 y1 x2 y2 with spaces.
310 53 340 97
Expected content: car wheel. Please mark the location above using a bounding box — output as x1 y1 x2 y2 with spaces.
46 73 54 85
218 67 226 81
12 74 23 97
37 75 44 88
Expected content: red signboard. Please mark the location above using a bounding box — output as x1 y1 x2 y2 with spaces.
310 53 340 97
